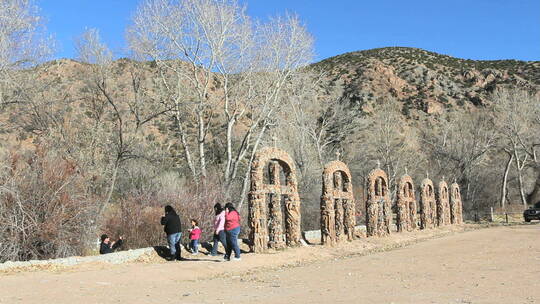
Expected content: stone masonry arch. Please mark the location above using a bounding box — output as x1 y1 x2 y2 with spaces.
450 182 463 224
420 178 436 229
248 147 301 253
366 168 391 237
436 180 451 226
396 174 417 232
320 161 355 246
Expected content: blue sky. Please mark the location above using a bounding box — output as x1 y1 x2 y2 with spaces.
38 0 540 62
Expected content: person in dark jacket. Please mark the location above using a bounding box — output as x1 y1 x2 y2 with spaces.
161 205 182 261
99 234 123 254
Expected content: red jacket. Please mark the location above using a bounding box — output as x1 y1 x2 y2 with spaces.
189 227 201 240
225 210 240 231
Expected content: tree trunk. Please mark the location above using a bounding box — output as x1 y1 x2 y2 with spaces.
198 112 207 178
175 111 197 179
514 150 528 206
237 125 267 210
500 152 513 208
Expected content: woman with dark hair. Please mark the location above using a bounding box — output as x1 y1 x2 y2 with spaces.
210 203 227 256
160 205 182 261
99 234 123 254
224 202 241 261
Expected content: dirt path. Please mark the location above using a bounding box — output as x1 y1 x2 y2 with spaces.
1 224 539 304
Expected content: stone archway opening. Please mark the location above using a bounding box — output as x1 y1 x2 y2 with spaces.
321 161 355 246
450 183 463 224
366 168 391 237
420 178 436 229
437 181 451 226
262 160 290 249
396 175 417 232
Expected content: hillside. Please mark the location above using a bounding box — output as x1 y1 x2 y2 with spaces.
313 47 539 116
21 47 540 125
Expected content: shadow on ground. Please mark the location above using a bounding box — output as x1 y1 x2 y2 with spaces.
152 245 224 262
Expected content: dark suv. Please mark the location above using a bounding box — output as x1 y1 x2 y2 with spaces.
524 202 540 222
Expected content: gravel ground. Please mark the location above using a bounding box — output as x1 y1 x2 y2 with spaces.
0 227 368 273
1 223 538 304
0 247 156 272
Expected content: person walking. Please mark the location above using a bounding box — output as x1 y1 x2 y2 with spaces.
224 203 241 261
161 205 182 261
211 203 227 256
188 219 202 255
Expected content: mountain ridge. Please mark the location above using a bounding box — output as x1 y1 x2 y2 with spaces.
312 46 539 117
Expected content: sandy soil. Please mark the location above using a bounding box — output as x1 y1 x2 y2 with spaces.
0 224 539 304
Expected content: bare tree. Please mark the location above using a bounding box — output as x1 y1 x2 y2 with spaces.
127 0 315 203
421 110 498 211
75 28 170 216
0 0 52 134
492 89 540 206
347 98 423 201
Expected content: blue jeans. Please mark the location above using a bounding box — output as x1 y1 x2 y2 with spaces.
167 232 182 259
211 230 227 255
225 226 241 259
190 239 199 253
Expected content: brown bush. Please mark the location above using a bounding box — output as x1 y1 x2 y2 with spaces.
103 175 225 249
0 147 100 262
102 195 164 249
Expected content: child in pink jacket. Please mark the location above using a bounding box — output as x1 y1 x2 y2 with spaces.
188 219 202 255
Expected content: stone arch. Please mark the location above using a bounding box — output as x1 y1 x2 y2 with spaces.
420 178 436 229
436 180 451 226
248 147 301 253
396 175 417 232
366 168 391 237
320 161 355 246
450 183 463 224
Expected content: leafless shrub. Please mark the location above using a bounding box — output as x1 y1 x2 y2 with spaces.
103 172 225 248
102 194 163 249
0 147 99 262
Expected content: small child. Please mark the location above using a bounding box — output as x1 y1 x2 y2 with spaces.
188 219 202 255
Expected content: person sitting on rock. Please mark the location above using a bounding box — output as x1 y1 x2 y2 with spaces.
99 234 124 254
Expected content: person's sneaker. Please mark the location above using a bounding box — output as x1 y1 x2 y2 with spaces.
223 255 230 261
233 257 241 261
191 252 198 255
